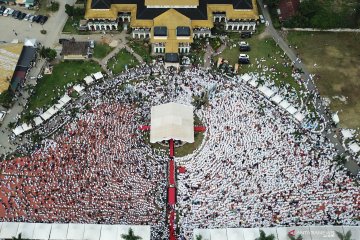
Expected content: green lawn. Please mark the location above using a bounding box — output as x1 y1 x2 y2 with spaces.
93 43 114 59
287 31 360 137
62 16 82 34
107 49 139 74
215 29 301 92
128 40 152 63
26 60 101 112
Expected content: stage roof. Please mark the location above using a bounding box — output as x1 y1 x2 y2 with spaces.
150 102 194 143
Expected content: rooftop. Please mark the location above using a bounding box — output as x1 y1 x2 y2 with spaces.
0 43 23 93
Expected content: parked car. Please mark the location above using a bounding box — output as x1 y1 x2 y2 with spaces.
0 110 6 122
238 54 250 64
24 13 31 20
239 41 250 51
3 7 9 16
29 15 35 22
34 15 42 23
19 12 26 20
12 10 19 18
40 15 48 24
0 6 6 15
7 8 14 16
241 31 252 38
259 15 265 24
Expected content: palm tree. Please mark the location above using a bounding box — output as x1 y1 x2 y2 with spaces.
256 230 275 240
12 233 29 240
288 234 303 240
121 228 142 240
335 230 352 240
195 234 203 240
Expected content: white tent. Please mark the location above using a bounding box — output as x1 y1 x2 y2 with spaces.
100 225 118 240
48 106 59 115
33 223 52 240
93 72 104 80
16 222 36 239
309 226 344 240
349 143 360 153
0 222 19 238
40 111 52 121
21 123 32 132
13 126 24 136
84 76 94 85
210 228 227 240
55 101 65 110
286 105 297 115
193 229 211 240
294 112 305 122
241 73 252 82
83 224 101 240
128 226 151 240
242 228 260 240
226 228 245 240
276 226 312 240
60 94 72 104
332 112 340 124
279 100 290 110
341 129 353 139
271 94 283 104
67 223 85 240
248 78 258 87
24 38 37 47
49 224 68 240
34 117 43 126
258 85 275 98
150 102 194 143
73 85 85 93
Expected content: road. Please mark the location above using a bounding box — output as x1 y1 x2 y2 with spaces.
0 0 76 156
257 0 359 175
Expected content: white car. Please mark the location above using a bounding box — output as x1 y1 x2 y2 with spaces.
7 8 14 16
239 41 249 47
239 54 249 59
0 110 6 122
259 15 265 24
24 14 31 21
3 8 11 16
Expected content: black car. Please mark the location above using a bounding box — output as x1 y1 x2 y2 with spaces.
0 6 6 15
12 10 19 18
40 16 48 24
19 12 26 20
33 15 41 23
241 32 252 38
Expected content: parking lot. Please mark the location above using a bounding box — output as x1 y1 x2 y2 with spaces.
0 0 76 48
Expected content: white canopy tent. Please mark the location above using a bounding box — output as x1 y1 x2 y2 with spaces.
258 85 275 98
341 129 353 139
16 222 36 239
93 72 104 80
34 116 43 126
124 226 151 240
13 126 24 136
24 38 37 47
242 228 260 240
349 143 360 153
241 73 252 82
49 224 68 240
277 226 312 240
226 228 246 240
40 110 52 121
84 76 94 85
294 112 305 123
0 222 19 239
210 228 227 240
150 102 194 143
21 123 32 132
248 78 258 87
259 228 278 240
83 224 101 240
332 112 340 124
60 94 72 104
100 225 118 240
73 85 85 93
67 223 85 240
286 105 297 115
55 101 65 110
279 100 291 110
48 106 59 115
33 223 52 240
193 229 211 240
271 94 283 104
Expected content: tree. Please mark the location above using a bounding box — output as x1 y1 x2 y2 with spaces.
121 228 142 240
335 230 352 240
288 233 303 240
195 234 203 240
256 230 275 240
39 47 57 61
65 4 74 17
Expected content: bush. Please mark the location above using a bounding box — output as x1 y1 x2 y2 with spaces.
48 1 59 12
40 30 47 34
39 47 57 61
0 90 14 108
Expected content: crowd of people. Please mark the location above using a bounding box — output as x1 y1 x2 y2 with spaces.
0 64 359 240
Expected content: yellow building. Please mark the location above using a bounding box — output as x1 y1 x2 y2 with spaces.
85 0 259 56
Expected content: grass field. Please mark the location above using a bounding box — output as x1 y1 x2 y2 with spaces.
26 60 101 112
93 43 114 59
128 40 152 63
287 31 360 135
62 16 82 34
107 49 139 74
215 28 301 92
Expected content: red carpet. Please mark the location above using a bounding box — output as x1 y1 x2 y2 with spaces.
178 166 186 174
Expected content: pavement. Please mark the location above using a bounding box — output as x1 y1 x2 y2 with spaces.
257 0 359 175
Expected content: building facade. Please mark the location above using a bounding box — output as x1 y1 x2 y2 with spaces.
85 0 259 55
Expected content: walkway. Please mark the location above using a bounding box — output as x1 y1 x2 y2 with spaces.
257 0 359 174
